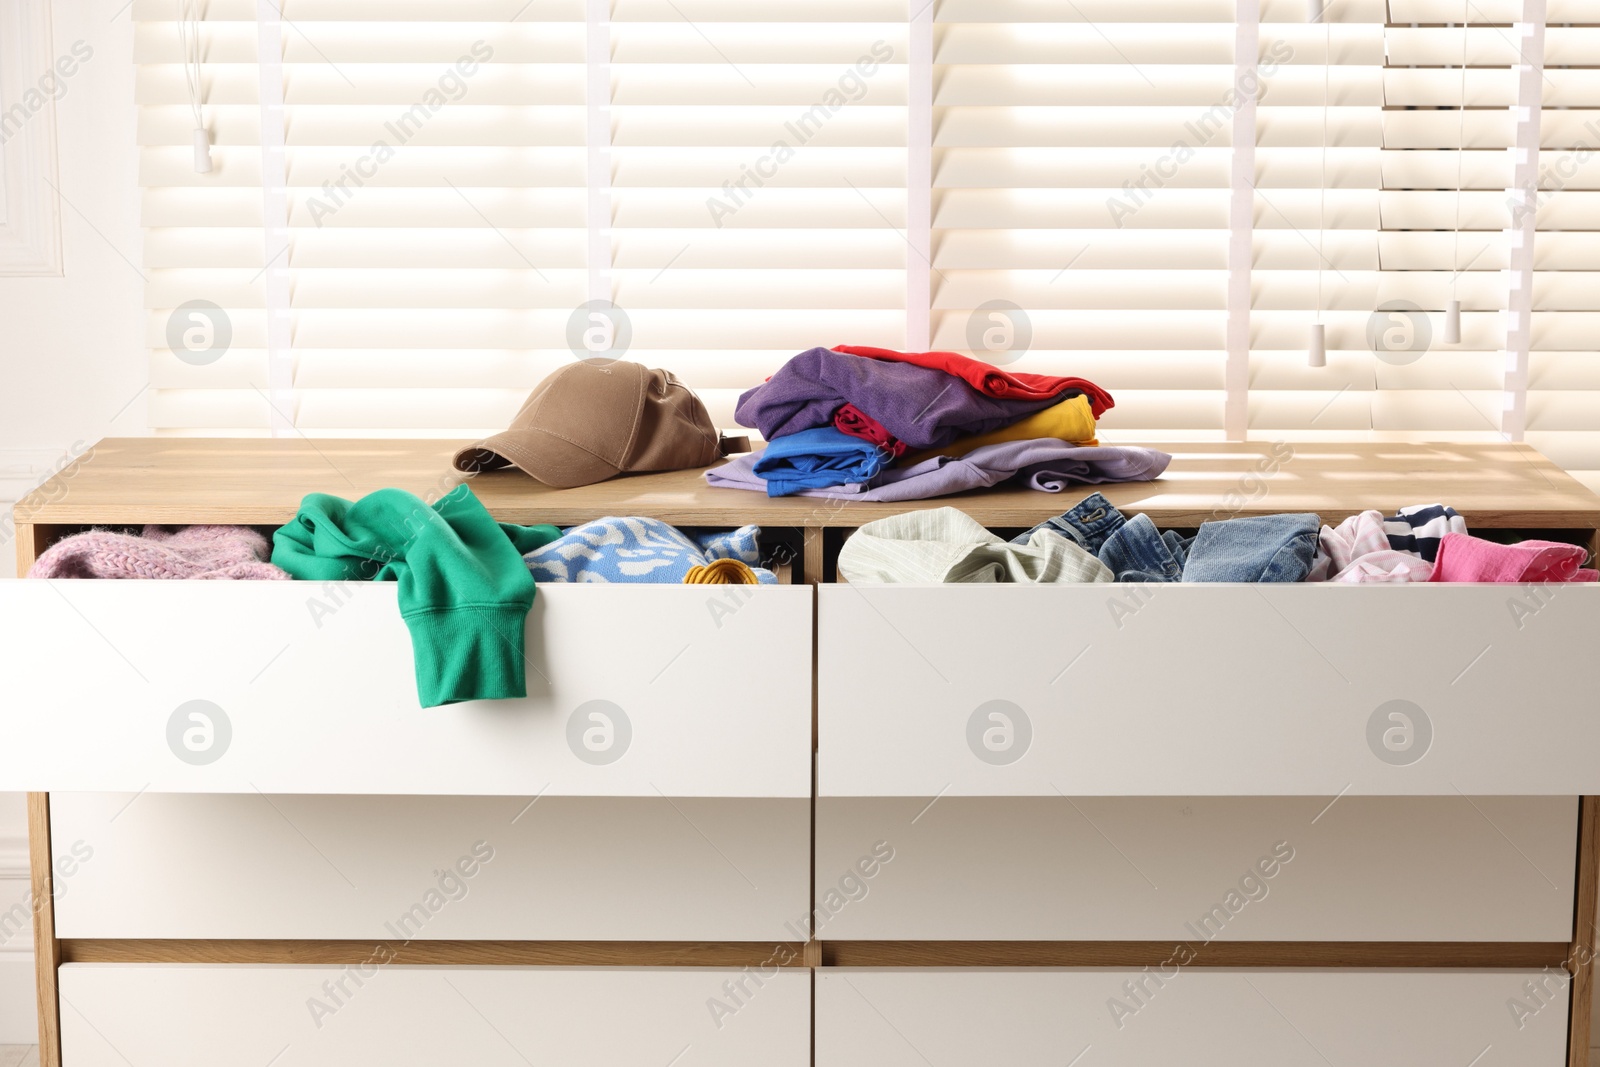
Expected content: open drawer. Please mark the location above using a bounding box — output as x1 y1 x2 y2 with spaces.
818 583 1600 796
0 580 811 796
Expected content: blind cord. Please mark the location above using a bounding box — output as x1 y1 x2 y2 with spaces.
177 0 212 173
1446 3 1468 343
1317 10 1329 325
1306 0 1329 368
1453 5 1468 299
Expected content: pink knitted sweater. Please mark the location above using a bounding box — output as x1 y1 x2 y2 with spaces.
28 525 289 580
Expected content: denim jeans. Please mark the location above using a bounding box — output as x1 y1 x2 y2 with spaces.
1016 493 1186 583
1180 513 1320 583
1102 514 1189 583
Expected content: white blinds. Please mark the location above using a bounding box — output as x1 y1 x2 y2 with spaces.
134 0 1600 481
1526 3 1600 485
607 0 908 430
1251 0 1384 439
138 0 591 435
1375 0 1518 448
931 0 1237 442
1376 0 1600 487
135 0 907 435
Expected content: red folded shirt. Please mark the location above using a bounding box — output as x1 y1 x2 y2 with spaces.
832 344 1114 417
833 403 907 459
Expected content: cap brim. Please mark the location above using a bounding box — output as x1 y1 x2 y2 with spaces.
453 429 621 489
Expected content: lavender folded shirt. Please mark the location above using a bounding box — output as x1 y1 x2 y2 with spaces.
706 441 1171 502
735 347 1064 451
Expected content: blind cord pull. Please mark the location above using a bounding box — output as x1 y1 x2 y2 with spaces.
1307 0 1328 368
177 0 211 173
1444 5 1468 345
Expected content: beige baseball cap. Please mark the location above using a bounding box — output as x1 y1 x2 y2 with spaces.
453 361 748 488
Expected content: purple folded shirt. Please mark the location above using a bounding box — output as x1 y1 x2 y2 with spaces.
735 347 1065 451
706 440 1171 502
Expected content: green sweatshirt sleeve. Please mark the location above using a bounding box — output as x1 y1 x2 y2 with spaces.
272 484 561 708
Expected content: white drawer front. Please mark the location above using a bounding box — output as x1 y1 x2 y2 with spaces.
60 964 809 1067
819 583 1600 796
817 969 1567 1066
0 581 811 796
815 796 1577 941
52 793 810 941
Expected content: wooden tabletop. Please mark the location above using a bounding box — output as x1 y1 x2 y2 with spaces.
15 438 1600 530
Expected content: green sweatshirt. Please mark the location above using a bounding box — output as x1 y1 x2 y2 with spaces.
272 484 561 708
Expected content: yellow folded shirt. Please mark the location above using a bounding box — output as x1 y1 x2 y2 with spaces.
900 393 1097 465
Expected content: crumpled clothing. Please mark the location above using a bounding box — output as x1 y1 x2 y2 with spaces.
706 441 1171 502
30 525 289 580
1384 503 1466 563
1428 533 1598 584
273 485 557 708
1308 510 1435 583
1181 512 1321 583
1018 492 1187 583
838 506 1114 584
524 517 777 585
833 403 907 459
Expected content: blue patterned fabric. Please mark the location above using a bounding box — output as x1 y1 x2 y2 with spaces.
523 516 778 584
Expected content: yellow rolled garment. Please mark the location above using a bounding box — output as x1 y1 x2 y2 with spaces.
899 393 1097 465
684 558 761 585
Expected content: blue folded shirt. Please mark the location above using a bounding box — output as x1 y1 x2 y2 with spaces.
752 426 891 498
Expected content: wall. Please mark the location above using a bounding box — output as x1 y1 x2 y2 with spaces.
0 0 142 1044
0 0 144 574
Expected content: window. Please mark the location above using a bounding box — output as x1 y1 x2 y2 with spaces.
135 0 1600 487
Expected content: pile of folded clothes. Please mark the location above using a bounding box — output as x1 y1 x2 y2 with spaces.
707 344 1171 500
838 497 1600 585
